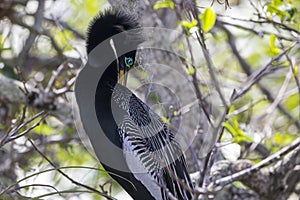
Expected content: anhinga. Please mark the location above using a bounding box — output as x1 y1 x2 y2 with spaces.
77 9 194 200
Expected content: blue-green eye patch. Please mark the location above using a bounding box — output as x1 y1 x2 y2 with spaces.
125 57 134 68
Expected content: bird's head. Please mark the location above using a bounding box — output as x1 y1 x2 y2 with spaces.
117 50 136 85
86 9 143 86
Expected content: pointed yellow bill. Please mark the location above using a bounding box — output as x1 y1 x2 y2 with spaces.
118 69 126 85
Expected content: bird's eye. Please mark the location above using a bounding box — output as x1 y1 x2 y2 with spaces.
125 57 133 68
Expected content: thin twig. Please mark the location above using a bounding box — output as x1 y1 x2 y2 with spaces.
45 63 65 93
217 19 298 42
0 111 46 146
7 113 48 141
219 24 300 129
27 139 116 200
226 97 267 118
212 136 300 187
16 0 45 67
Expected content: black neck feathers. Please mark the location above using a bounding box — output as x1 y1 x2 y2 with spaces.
89 10 142 147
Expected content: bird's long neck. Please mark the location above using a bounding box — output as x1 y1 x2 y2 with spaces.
95 60 127 148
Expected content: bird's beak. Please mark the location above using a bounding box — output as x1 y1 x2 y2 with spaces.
118 61 128 86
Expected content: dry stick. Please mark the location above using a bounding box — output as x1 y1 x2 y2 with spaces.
277 145 300 195
200 98 232 188
99 179 113 197
172 4 216 177
0 165 107 197
212 136 300 188
248 0 261 17
180 56 214 126
50 12 85 62
172 5 214 127
186 41 214 126
200 45 228 108
33 190 94 199
188 1 229 189
240 0 299 37
9 111 45 135
211 0 300 194
226 97 266 118
256 26 297 104
46 66 66 92
14 184 60 194
164 164 210 200
211 0 230 8
259 68 293 127
27 139 116 200
7 113 48 142
217 19 298 42
8 12 65 60
200 17 297 190
0 111 46 146
54 76 76 95
190 8 228 110
275 28 300 120
217 14 300 36
16 0 44 67
172 4 217 190
7 105 27 134
45 63 65 93
231 47 290 101
41 15 85 39
220 24 300 129
2 56 81 72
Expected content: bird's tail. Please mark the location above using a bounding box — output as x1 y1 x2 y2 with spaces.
86 9 142 54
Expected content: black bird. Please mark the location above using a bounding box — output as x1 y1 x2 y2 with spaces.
81 9 194 200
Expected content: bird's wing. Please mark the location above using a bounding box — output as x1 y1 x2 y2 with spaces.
118 94 193 200
119 125 164 200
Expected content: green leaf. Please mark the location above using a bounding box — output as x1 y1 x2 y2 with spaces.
233 181 247 189
150 93 161 103
187 66 196 75
0 123 5 130
284 93 299 110
228 105 236 114
266 3 293 21
223 121 238 137
161 116 170 123
270 34 276 48
180 19 198 29
35 123 54 136
0 34 4 50
181 19 199 35
272 0 283 7
269 34 281 56
200 7 216 33
53 29 74 51
153 0 174 10
273 132 296 147
294 65 298 76
223 119 253 144
173 110 180 116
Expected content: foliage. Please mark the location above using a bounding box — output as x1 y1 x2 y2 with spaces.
0 0 299 199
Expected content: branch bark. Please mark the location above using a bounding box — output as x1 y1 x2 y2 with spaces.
0 73 73 126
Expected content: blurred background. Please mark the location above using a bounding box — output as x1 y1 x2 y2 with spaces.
0 0 299 199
